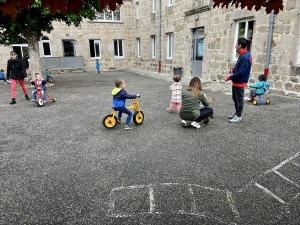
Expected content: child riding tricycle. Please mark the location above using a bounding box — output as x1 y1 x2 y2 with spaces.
31 73 55 107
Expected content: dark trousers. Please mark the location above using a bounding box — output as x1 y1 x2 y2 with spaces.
232 86 244 117
195 107 213 122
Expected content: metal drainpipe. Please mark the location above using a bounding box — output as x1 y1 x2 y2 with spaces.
264 10 274 77
158 0 161 73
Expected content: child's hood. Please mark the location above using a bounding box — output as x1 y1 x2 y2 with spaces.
112 88 122 96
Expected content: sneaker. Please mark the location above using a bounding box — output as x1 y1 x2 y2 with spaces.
191 121 201 128
117 119 122 124
227 114 236 119
124 125 134 130
244 97 250 101
181 120 187 127
167 108 172 113
32 99 36 102
43 100 47 103
229 115 242 123
4 82 8 84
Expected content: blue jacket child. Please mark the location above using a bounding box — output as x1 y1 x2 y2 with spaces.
246 74 270 100
0 69 9 84
112 79 140 129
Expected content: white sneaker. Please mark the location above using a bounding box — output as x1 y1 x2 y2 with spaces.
229 115 242 123
227 114 236 119
191 121 201 128
181 120 187 127
43 100 47 103
244 97 250 101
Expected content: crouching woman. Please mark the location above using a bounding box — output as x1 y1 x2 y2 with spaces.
179 77 213 128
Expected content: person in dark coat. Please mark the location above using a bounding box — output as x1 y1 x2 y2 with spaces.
6 51 30 104
22 53 30 76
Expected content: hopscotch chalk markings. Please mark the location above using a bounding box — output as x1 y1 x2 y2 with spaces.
108 152 300 223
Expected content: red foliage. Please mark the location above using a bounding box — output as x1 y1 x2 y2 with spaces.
213 0 283 14
0 0 123 20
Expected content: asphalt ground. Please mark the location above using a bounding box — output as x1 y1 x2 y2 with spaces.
0 70 299 225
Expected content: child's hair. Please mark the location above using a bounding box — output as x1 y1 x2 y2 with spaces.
115 79 124 88
10 51 17 56
35 73 40 77
96 59 99 62
173 75 181 82
47 67 50 70
258 74 267 82
0 69 4 72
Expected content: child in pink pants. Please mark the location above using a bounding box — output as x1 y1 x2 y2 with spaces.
167 75 182 113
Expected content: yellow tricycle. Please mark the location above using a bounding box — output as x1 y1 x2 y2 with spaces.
102 97 144 129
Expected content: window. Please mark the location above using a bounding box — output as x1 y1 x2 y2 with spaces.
137 38 141 57
136 2 139 19
168 0 173 6
12 37 28 58
89 40 101 58
167 33 173 59
233 19 254 60
95 6 121 21
114 40 124 58
152 0 156 13
42 36 52 56
62 40 75 57
151 36 156 58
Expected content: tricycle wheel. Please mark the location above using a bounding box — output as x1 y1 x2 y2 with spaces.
203 117 209 124
249 96 254 102
266 99 271 105
253 100 257 106
36 97 44 107
52 97 56 102
133 111 144 124
102 115 117 128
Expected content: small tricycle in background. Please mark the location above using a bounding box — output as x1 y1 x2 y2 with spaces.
249 94 270 106
102 97 144 129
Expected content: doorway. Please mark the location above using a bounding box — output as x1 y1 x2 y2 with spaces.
192 28 205 77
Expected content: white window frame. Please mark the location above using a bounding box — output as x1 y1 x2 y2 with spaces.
151 36 156 58
167 33 173 59
95 6 121 21
89 39 101 58
11 44 28 58
168 0 173 6
297 44 300 64
136 2 140 19
42 37 52 57
137 38 141 57
114 39 124 58
152 0 156 13
233 19 254 61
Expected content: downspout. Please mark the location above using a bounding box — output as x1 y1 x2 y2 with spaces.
264 10 274 77
158 0 161 73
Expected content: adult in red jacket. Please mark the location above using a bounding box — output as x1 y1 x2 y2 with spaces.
225 38 252 123
6 51 30 105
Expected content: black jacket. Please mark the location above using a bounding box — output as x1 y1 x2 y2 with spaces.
22 57 29 69
6 58 26 80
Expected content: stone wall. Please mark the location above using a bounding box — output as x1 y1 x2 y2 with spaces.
0 0 299 96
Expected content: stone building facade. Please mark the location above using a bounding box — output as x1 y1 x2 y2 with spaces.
0 0 299 96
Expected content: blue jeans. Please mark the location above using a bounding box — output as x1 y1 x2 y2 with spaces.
116 106 132 125
46 76 53 83
96 68 100 74
32 89 46 101
0 77 7 82
232 86 244 117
